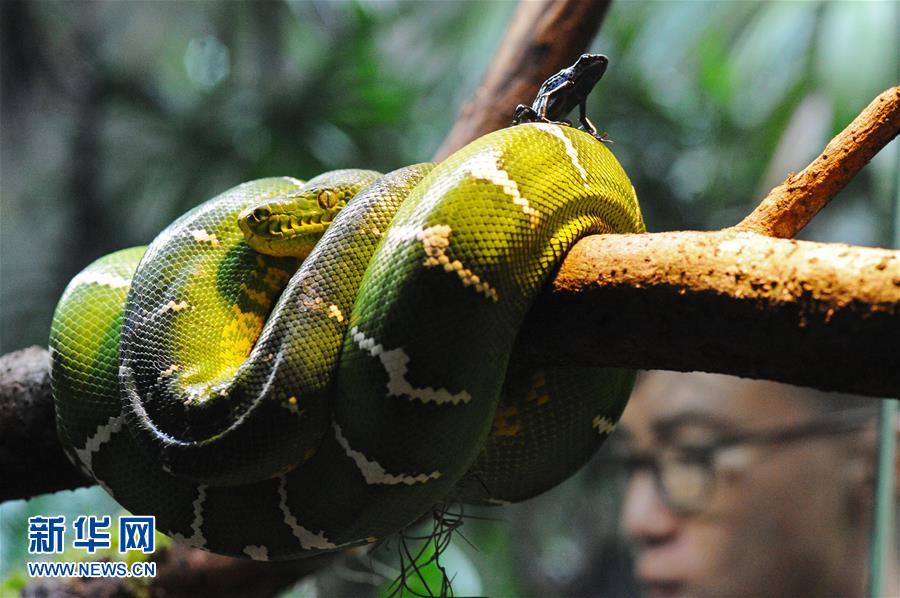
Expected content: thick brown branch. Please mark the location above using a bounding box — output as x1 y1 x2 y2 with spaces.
521 231 900 398
733 86 900 238
0 346 91 501
432 0 612 161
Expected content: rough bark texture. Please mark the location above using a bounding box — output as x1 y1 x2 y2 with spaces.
0 346 92 501
521 231 900 397
733 86 900 238
432 0 612 161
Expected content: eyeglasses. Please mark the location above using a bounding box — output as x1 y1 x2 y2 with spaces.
611 407 876 515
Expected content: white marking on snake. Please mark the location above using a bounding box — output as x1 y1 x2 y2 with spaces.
75 415 124 473
333 422 441 485
592 415 616 435
281 176 304 187
170 485 208 548
188 229 220 246
158 300 190 315
350 327 472 405
68 270 131 291
243 545 269 561
486 498 512 506
533 123 590 189
417 225 499 301
277 476 337 550
461 151 541 227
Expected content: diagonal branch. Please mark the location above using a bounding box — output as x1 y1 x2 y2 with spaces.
732 86 900 238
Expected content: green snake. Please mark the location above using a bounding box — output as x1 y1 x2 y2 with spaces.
50 123 644 560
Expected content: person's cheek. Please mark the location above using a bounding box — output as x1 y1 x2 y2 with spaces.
686 471 775 597
676 518 749 598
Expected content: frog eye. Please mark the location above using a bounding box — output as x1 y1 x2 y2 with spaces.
317 189 339 210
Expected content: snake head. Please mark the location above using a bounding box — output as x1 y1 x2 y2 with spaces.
238 185 350 258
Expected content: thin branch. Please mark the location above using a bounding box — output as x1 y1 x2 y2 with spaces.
732 86 900 238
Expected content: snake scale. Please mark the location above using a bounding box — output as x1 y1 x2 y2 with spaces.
50 121 644 560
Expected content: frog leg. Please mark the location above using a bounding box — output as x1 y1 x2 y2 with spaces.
578 100 612 144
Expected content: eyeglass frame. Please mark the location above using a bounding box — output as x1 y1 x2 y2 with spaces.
609 406 878 515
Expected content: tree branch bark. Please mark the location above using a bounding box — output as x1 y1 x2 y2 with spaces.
521 230 900 397
0 346 91 500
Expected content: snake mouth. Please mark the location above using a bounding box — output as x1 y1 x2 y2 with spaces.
261 212 333 238
238 205 340 257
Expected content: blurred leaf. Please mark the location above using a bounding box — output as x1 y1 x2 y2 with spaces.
727 2 818 128
816 2 898 131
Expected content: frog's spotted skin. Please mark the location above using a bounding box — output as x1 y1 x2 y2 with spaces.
50 124 644 560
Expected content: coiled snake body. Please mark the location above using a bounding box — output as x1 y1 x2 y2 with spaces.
50 123 644 560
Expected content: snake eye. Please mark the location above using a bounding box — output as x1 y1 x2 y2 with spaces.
252 207 270 222
317 190 339 210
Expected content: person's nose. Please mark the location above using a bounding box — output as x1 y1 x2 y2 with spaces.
620 470 680 546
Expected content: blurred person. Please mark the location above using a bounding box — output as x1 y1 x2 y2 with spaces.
615 371 898 598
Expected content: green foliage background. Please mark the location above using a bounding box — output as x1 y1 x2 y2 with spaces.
1 1 897 596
